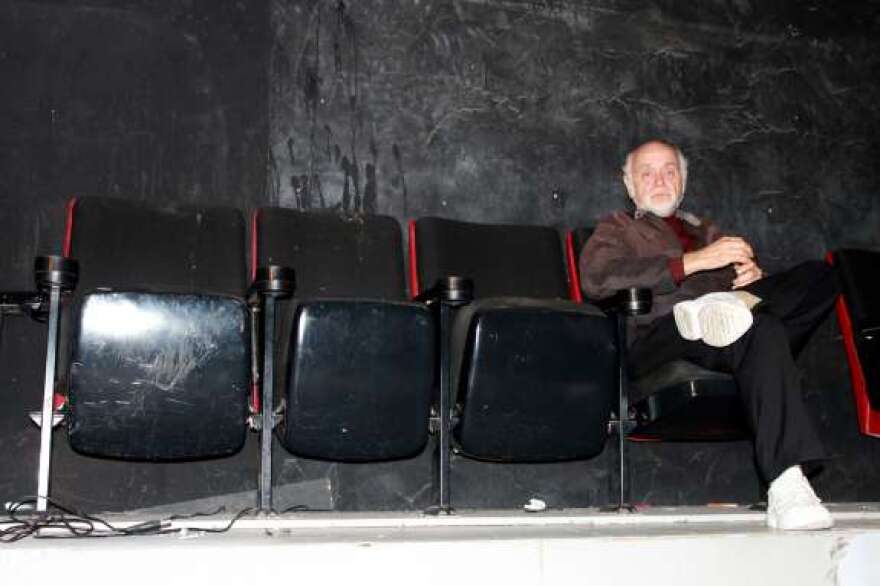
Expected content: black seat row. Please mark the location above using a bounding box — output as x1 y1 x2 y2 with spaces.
4 196 875 513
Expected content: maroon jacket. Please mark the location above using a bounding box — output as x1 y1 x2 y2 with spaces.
579 210 736 332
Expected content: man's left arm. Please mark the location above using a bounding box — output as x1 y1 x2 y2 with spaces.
732 258 763 288
693 217 764 289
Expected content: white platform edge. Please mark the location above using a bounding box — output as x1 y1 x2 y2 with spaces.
3 505 880 586
126 502 880 531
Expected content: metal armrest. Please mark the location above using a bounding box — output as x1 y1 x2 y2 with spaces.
415 275 474 306
597 287 653 316
27 255 78 512
249 264 294 513
603 287 651 513
422 275 473 515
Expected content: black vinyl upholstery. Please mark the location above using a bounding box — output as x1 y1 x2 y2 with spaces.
258 209 406 299
454 299 616 461
415 217 569 299
414 217 617 462
834 249 880 411
571 226 748 441
69 292 249 460
629 360 747 441
257 208 434 462
65 197 250 460
70 197 246 297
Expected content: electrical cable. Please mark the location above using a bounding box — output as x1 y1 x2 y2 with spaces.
279 504 312 513
0 497 255 543
190 507 254 533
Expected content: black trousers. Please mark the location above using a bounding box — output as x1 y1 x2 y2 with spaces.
629 261 839 484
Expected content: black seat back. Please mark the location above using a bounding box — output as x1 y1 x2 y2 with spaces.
69 197 246 298
413 217 569 299
569 227 595 301
569 227 595 262
835 249 880 333
833 249 880 422
65 197 250 460
256 208 406 299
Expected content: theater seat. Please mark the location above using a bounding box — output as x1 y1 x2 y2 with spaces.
568 228 749 441
828 249 880 437
253 208 434 463
410 217 617 466
64 197 251 460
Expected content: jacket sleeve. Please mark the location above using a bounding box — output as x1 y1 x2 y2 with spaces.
578 215 679 301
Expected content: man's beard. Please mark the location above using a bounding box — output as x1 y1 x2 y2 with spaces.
640 191 684 218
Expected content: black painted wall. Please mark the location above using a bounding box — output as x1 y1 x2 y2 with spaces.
0 0 269 511
1 0 879 512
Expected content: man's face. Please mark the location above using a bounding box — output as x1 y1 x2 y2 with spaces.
626 142 684 217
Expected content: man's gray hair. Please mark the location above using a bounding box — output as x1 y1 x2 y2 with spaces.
621 140 689 199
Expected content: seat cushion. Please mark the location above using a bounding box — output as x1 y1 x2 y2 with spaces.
451 298 617 461
279 299 434 461
68 292 250 460
629 359 733 404
629 360 749 441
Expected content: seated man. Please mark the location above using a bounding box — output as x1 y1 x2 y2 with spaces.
580 139 839 530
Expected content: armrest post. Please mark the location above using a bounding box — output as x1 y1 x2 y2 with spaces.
434 276 473 514
251 265 295 513
33 255 78 513
612 287 650 513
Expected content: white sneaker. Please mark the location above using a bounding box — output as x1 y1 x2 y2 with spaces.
766 465 834 530
673 292 754 347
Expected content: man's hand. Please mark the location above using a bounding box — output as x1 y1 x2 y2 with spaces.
682 236 754 276
732 259 763 288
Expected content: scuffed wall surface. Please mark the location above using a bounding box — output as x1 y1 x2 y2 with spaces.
268 0 880 268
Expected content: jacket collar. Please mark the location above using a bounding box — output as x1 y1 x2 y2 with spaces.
633 209 702 227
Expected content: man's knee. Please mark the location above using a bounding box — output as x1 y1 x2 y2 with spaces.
742 313 789 348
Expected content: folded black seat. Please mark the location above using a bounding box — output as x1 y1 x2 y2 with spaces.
65 197 250 460
412 217 617 462
829 249 880 437
569 227 748 441
255 208 434 461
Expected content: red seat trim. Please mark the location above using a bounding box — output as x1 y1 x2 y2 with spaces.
827 252 880 437
564 231 583 303
63 197 79 258
407 219 420 299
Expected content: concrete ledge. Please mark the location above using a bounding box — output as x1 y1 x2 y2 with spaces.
2 505 880 585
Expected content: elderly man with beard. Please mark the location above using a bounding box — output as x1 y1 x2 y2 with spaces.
579 139 839 530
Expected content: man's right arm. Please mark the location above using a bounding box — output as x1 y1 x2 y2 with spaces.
682 236 755 277
578 215 679 301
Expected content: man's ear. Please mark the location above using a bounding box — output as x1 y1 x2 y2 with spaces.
622 172 635 200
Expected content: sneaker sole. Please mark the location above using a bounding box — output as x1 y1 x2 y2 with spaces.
698 302 753 347
673 300 703 341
